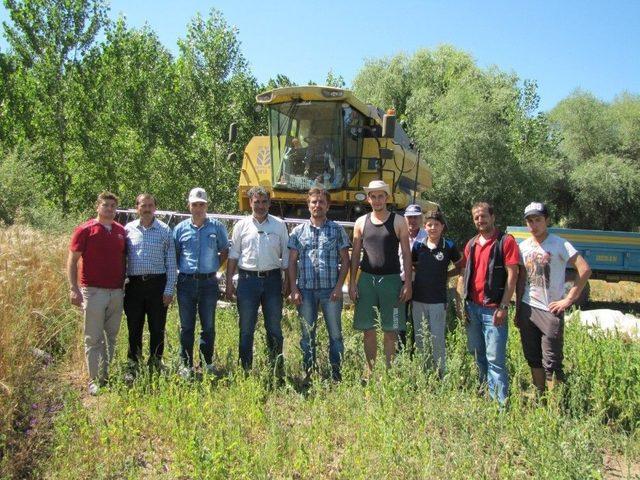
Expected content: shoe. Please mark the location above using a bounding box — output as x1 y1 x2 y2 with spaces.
204 363 217 376
123 372 135 385
178 365 192 380
88 381 99 396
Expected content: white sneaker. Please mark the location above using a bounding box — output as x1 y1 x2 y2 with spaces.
178 366 192 380
88 381 99 396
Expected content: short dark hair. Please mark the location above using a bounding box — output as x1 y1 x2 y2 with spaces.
247 186 270 200
471 201 493 216
308 187 330 202
424 210 445 224
95 191 118 208
135 193 156 206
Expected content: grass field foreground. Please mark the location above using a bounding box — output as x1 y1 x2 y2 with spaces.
1 226 639 479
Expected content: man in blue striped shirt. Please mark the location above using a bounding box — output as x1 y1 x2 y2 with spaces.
124 193 177 372
174 187 229 377
288 187 351 381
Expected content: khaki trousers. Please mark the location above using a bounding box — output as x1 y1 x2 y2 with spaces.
82 287 123 382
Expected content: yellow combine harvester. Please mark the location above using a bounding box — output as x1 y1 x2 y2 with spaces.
236 86 435 220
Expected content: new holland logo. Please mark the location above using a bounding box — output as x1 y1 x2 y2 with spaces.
256 147 271 166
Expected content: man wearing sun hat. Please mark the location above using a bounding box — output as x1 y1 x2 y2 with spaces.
349 180 412 375
515 201 591 393
173 187 229 378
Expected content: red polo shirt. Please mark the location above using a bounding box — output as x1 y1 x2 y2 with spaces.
461 232 519 306
70 219 126 289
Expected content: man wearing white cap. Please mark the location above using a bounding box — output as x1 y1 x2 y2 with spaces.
515 202 591 393
349 180 412 375
173 187 229 377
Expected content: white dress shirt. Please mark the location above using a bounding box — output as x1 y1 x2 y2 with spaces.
229 214 289 271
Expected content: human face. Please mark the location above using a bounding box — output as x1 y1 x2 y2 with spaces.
96 199 117 223
525 214 549 240
367 191 388 212
308 194 328 221
425 219 444 242
250 194 270 221
405 215 422 236
136 197 156 225
472 206 495 234
189 201 208 221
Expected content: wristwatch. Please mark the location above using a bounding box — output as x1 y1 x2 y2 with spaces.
498 303 509 311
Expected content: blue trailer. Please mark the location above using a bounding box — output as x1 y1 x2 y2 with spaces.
506 226 640 305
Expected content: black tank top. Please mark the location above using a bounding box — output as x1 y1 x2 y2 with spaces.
361 212 401 275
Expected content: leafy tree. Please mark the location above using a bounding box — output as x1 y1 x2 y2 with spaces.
324 69 345 88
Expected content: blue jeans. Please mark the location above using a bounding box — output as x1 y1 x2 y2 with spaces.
176 274 219 367
298 288 344 379
465 301 509 404
237 274 284 371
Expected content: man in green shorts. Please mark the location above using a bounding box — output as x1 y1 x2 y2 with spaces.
349 180 412 375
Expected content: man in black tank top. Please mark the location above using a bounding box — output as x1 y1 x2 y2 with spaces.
349 180 412 376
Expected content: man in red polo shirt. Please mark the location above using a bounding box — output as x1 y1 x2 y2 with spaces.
67 191 126 395
459 201 519 405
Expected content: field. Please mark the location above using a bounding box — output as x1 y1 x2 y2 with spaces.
1 226 639 479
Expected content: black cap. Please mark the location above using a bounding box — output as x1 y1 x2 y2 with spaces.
524 202 549 219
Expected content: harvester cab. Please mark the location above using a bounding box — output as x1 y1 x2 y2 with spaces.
234 86 436 221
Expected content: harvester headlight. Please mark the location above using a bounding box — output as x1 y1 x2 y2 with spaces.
256 92 273 103
321 88 344 98
355 192 366 202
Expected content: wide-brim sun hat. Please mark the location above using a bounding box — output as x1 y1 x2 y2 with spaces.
363 180 391 195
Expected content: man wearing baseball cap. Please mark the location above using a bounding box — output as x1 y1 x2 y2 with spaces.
173 187 229 378
349 180 412 376
515 202 591 393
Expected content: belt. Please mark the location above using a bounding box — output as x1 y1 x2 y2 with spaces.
129 273 166 282
239 268 280 278
179 272 217 279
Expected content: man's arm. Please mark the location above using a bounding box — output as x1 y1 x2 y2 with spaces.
332 247 350 302
493 264 518 326
395 215 412 303
163 229 177 306
349 217 364 302
288 249 301 305
67 251 83 307
514 265 527 328
225 257 238 300
549 254 591 314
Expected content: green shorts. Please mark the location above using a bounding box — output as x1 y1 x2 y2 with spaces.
353 271 406 331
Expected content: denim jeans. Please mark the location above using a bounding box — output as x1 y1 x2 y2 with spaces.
237 273 284 371
298 288 344 379
176 274 219 367
465 301 509 404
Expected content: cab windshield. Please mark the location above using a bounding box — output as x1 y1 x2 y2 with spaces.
270 101 345 191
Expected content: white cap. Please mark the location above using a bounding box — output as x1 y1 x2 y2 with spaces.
188 187 208 204
363 180 391 195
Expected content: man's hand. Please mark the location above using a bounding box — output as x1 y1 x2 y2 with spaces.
225 283 236 301
162 295 173 307
330 285 342 302
549 297 573 315
493 307 507 326
349 283 358 303
69 286 83 308
289 287 302 306
398 283 412 303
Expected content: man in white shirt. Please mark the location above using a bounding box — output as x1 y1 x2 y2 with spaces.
516 202 591 393
226 187 290 375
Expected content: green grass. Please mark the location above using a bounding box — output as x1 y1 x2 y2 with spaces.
2 227 640 479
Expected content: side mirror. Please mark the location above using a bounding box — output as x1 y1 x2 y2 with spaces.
382 111 396 139
228 122 238 143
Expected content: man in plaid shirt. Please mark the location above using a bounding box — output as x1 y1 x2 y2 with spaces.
288 187 351 381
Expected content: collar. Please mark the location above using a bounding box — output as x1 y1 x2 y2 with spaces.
136 218 158 230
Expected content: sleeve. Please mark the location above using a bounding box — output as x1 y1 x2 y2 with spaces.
563 239 578 262
449 240 461 263
173 223 182 260
338 225 351 250
228 221 242 260
503 235 520 266
164 228 177 296
288 227 301 251
280 222 290 268
459 240 470 268
69 225 87 252
217 222 230 251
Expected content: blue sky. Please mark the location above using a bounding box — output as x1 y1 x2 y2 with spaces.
1 0 638 112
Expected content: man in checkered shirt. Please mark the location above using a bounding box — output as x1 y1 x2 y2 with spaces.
124 193 177 374
288 187 351 381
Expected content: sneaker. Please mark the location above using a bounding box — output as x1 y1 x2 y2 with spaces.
178 365 192 380
204 363 217 376
88 381 99 396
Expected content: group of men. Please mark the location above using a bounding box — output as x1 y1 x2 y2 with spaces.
67 181 590 404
